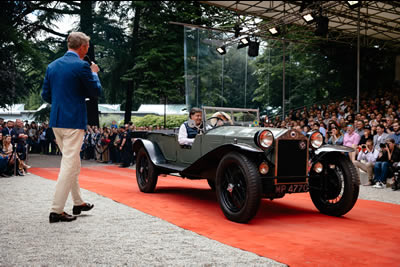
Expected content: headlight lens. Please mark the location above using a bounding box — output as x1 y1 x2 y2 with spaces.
310 132 323 149
259 162 269 174
256 130 274 149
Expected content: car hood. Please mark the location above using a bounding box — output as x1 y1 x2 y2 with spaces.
205 126 289 139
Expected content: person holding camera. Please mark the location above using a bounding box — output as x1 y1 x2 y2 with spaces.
41 32 101 223
373 139 400 188
327 126 343 145
353 139 379 186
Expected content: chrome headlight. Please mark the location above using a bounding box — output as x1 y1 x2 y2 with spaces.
256 130 274 149
310 131 323 149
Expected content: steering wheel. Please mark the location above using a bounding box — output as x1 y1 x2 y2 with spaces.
206 116 225 128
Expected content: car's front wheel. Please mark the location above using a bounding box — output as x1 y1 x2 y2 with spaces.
216 152 262 223
136 147 158 193
309 153 359 216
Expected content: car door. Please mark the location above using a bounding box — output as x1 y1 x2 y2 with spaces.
176 134 202 165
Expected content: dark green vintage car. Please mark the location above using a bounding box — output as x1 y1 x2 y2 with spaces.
132 106 359 223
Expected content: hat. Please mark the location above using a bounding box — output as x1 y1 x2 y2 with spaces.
119 125 125 129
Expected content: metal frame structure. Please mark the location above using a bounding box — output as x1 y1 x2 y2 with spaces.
196 1 400 116
201 1 400 49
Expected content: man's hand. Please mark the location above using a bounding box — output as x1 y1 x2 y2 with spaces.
90 63 100 73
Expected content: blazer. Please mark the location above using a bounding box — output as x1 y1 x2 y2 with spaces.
41 51 101 130
373 132 389 150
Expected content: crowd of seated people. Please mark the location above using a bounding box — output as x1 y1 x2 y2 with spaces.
0 119 31 177
262 90 400 190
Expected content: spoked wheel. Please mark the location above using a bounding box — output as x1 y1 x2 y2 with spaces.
136 147 158 193
309 153 359 216
216 152 261 223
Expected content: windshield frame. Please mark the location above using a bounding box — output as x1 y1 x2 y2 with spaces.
202 106 260 132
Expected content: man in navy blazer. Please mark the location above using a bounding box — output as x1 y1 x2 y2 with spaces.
42 32 101 223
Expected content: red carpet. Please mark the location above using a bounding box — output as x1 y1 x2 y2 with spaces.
30 166 400 266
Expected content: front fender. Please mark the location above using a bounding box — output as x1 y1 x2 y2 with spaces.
314 144 354 155
133 139 166 165
310 145 354 164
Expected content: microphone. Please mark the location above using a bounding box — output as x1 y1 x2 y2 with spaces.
83 55 92 66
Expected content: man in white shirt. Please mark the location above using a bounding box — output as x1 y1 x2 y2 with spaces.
353 139 379 185
178 107 202 146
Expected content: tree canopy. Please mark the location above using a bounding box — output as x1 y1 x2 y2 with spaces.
0 1 396 118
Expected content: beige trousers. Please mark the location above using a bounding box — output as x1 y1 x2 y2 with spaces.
353 161 374 180
50 128 85 214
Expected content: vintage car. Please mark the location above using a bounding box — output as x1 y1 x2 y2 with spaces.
132 106 359 223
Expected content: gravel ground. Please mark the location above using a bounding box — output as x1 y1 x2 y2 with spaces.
1 154 399 266
0 154 284 267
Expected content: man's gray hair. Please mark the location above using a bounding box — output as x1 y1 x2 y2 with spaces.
67 32 90 49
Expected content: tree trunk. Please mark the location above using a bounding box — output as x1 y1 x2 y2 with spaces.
124 4 142 123
125 6 142 123
80 1 99 127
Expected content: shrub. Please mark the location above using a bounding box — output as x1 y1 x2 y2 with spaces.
131 115 187 128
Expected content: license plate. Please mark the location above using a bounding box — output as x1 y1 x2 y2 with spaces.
275 184 309 194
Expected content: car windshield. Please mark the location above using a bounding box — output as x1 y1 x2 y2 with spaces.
202 106 260 130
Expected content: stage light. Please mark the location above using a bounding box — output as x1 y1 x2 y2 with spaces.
237 37 250 49
248 40 260 57
240 37 249 45
268 27 280 36
347 1 361 9
216 46 226 55
315 16 329 37
302 13 315 24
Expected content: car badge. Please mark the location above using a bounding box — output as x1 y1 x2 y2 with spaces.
299 141 307 150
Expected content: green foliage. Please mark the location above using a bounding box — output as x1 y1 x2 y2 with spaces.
32 105 50 123
131 115 187 128
2 0 397 117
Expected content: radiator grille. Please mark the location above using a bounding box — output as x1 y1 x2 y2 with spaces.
276 140 308 177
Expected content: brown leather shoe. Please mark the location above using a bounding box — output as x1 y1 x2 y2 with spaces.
49 212 77 223
72 202 94 215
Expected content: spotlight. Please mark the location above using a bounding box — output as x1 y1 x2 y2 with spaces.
315 16 329 37
240 37 249 45
216 46 226 55
237 37 250 49
302 13 315 24
347 1 361 9
268 27 280 36
248 40 260 57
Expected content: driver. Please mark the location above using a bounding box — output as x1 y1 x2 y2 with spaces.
178 107 202 146
210 111 233 126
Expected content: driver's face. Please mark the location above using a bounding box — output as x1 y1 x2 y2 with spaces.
191 112 202 126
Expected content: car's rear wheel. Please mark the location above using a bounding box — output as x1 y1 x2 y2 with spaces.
309 153 359 216
136 147 158 193
216 152 262 223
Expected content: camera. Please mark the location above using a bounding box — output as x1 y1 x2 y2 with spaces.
361 145 366 149
379 143 387 148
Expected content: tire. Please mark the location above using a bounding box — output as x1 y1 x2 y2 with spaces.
309 153 359 216
216 152 262 223
207 179 216 191
136 147 158 193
